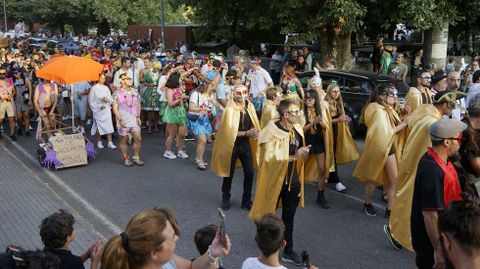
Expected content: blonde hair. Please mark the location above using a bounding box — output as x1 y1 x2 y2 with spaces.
324 83 344 116
101 210 169 269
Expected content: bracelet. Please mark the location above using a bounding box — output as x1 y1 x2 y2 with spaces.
207 245 219 266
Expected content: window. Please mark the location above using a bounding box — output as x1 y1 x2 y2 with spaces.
343 79 364 94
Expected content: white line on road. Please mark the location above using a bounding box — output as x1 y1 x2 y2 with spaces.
7 141 122 235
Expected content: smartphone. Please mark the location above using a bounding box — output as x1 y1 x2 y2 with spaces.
218 208 227 247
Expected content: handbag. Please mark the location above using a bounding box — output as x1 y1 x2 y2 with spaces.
187 92 201 120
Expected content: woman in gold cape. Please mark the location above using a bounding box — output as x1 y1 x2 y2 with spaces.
388 102 449 251
260 87 281 128
353 85 408 217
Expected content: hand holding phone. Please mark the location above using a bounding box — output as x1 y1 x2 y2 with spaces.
218 208 227 247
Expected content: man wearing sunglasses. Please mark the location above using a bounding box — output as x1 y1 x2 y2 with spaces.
446 71 467 120
409 119 465 269
211 84 260 211
0 67 16 140
405 71 433 113
387 90 463 251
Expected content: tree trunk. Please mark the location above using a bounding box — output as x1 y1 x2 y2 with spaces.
423 23 448 71
333 30 353 70
97 19 110 36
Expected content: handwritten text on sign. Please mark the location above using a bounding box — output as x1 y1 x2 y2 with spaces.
49 133 88 169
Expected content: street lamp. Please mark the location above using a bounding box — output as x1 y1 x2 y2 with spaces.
3 0 7 32
160 0 166 50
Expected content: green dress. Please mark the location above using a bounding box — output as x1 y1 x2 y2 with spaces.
163 88 187 125
141 71 161 111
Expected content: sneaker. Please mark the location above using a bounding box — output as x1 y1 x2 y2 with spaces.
28 126 34 130
123 157 133 167
107 142 117 150
10 135 17 142
384 224 403 250
185 134 195 141
364 203 377 217
195 158 208 166
335 182 347 192
163 151 177 160
197 161 207 170
282 251 302 266
177 150 189 159
131 156 144 166
97 142 104 149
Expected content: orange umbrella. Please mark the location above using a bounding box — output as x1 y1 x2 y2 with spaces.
37 55 103 84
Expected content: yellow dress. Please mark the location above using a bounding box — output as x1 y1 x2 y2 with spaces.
389 104 442 251
260 100 279 128
404 87 433 113
352 103 400 186
304 101 335 181
249 121 305 220
211 99 261 177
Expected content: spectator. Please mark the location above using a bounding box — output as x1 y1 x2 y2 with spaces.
246 58 273 114
0 245 60 269
445 57 456 74
100 208 231 269
446 71 465 120
302 47 313 71
372 37 383 73
460 94 480 178
379 45 393 75
270 49 283 85
466 70 480 106
411 49 425 83
431 70 448 95
438 199 480 269
193 224 226 269
388 53 408 82
40 209 102 269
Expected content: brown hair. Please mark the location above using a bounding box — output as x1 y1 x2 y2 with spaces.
39 209 74 249
282 65 297 79
266 87 280 101
101 210 169 269
254 213 285 258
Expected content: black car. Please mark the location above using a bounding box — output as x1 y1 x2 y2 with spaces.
297 70 409 137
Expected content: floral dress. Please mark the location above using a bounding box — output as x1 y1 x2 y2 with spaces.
163 87 187 125
141 71 161 111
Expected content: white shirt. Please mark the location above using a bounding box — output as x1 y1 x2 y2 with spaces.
241 257 287 269
247 67 273 98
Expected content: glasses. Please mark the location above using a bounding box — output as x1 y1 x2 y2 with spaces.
122 77 132 81
431 133 465 143
288 109 300 116
448 78 461 81
235 90 248 96
306 96 315 100
421 76 431 80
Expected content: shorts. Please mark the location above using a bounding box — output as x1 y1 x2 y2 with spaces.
0 102 14 119
306 133 325 154
415 248 434 269
117 124 140 136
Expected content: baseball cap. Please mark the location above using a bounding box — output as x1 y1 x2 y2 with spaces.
473 70 480 84
432 90 465 105
431 70 447 84
430 118 467 141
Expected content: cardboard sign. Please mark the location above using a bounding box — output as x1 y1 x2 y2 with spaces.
49 133 88 169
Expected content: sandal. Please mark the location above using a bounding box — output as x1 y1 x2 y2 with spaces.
123 156 133 167
131 156 145 166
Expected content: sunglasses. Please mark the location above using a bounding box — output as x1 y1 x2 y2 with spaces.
306 96 315 100
421 76 431 80
235 90 248 96
288 109 300 116
122 77 132 81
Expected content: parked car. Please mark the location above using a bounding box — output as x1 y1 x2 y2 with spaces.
296 70 409 137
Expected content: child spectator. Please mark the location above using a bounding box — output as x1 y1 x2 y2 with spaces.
39 209 101 269
194 224 225 269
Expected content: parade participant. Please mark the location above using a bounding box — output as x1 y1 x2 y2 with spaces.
404 71 433 113
89 73 116 150
324 83 358 192
0 67 16 140
460 94 480 177
446 71 466 120
430 70 448 95
141 61 162 134
71 81 91 134
12 67 32 137
211 84 260 211
34 80 58 138
307 68 325 100
438 199 480 269
187 81 219 170
386 90 460 251
250 100 310 266
280 65 304 103
302 90 330 208
163 72 189 160
112 73 143 166
232 56 247 84
138 57 151 87
101 208 231 269
410 119 465 269
246 57 273 114
112 57 131 89
353 85 408 217
260 87 281 128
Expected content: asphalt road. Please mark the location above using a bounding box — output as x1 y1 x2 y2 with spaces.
9 123 414 269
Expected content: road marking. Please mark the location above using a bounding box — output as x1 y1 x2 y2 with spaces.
325 186 385 210
7 141 122 235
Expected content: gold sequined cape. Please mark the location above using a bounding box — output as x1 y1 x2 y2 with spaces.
260 100 279 128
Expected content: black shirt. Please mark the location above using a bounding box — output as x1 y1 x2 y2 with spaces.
276 122 303 185
411 153 445 252
45 248 84 269
236 107 252 145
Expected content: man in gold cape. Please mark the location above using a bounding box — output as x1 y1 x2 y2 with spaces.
250 100 309 264
260 87 281 128
387 91 459 251
404 71 434 113
211 85 260 211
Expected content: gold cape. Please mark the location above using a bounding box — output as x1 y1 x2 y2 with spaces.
211 99 261 177
304 101 335 181
249 121 305 220
389 104 442 251
331 102 360 164
352 103 400 186
404 87 433 113
260 100 279 128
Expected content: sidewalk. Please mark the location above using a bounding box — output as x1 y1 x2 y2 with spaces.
0 141 103 255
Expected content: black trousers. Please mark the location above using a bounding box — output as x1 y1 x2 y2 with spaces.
278 180 301 253
328 123 340 183
222 140 254 203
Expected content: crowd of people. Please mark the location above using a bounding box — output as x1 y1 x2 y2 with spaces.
1 32 480 268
